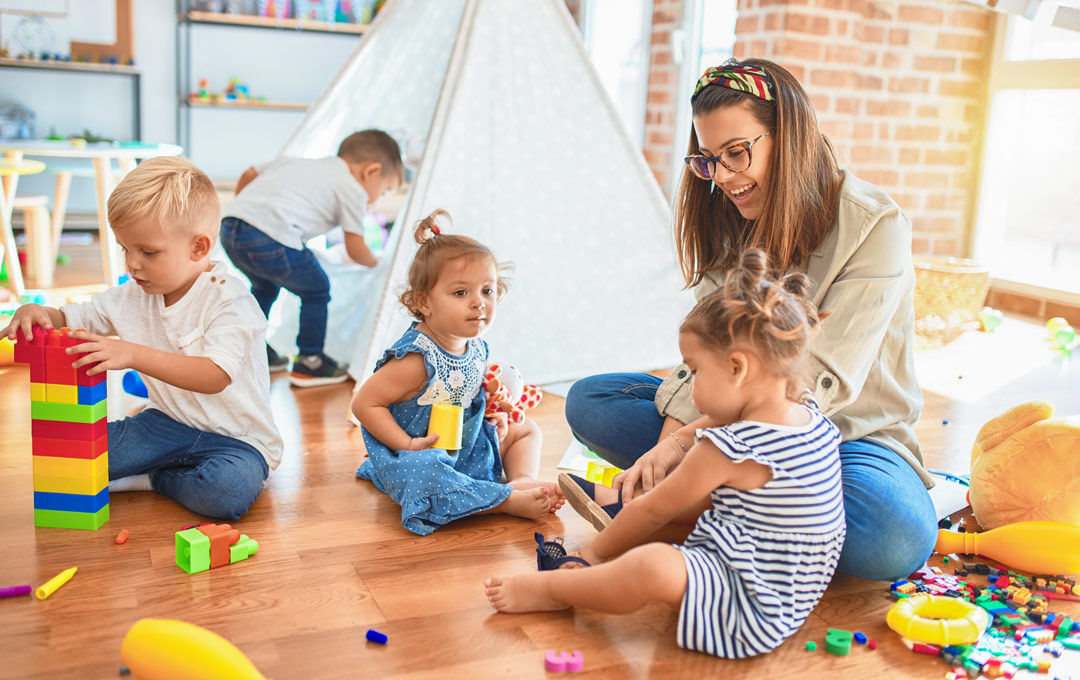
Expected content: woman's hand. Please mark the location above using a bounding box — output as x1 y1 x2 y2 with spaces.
67 330 139 375
611 436 686 503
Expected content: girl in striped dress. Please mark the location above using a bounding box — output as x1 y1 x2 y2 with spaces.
485 248 845 658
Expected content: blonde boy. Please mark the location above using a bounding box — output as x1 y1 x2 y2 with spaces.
221 129 403 387
2 157 283 520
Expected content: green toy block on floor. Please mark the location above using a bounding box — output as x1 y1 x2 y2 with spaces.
230 535 259 563
825 629 853 656
176 527 211 574
34 505 109 530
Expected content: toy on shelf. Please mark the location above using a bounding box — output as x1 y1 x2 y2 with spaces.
968 401 1080 529
1046 317 1076 350
977 306 1003 333
934 521 1080 575
175 523 258 574
189 77 269 106
886 593 990 645
120 619 267 680
15 327 109 530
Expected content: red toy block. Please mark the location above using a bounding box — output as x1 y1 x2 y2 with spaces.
13 327 48 365
197 523 241 569
32 434 109 459
29 361 45 382
76 362 106 386
45 362 78 386
32 417 107 441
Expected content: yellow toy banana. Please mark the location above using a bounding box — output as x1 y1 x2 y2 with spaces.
120 619 267 680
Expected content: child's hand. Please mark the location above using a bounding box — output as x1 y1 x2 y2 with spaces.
66 329 139 375
2 304 53 340
486 412 509 442
405 433 440 451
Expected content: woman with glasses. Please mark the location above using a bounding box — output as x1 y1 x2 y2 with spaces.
562 58 935 582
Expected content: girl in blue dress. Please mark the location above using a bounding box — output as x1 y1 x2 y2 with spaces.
352 210 564 536
486 249 845 658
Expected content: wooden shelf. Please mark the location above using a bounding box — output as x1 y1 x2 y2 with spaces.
186 95 308 111
0 56 139 75
186 10 367 34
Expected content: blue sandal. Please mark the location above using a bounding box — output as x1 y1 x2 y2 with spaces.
535 533 590 571
558 473 623 532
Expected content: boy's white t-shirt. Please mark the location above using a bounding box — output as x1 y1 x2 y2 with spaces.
223 156 369 250
62 260 284 469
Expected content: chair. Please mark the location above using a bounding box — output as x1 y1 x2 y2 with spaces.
13 194 55 288
0 157 47 296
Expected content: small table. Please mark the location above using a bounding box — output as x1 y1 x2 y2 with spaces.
0 141 183 286
0 158 47 297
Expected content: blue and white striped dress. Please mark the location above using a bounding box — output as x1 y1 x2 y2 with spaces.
676 409 845 658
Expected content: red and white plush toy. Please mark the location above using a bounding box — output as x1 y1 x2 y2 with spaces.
483 361 542 424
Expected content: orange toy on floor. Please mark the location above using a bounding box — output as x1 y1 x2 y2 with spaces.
969 401 1080 530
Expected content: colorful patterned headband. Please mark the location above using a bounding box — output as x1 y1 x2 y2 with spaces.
691 58 775 104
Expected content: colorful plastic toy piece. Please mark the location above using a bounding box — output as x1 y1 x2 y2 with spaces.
825 628 853 655
175 523 258 574
365 629 387 644
934 521 1080 575
116 529 130 545
978 307 1003 332
35 566 76 599
886 593 990 645
544 650 583 672
0 585 32 598
853 631 867 644
805 641 817 651
585 460 622 486
121 619 267 680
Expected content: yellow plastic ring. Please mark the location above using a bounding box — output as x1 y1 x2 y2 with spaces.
886 593 989 646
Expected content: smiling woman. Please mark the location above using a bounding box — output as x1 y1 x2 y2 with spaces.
564 57 938 583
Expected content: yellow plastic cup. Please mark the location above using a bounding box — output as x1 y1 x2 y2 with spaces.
427 404 463 451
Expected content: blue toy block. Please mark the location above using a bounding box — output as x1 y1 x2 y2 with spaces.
853 631 867 644
78 381 108 405
34 487 110 513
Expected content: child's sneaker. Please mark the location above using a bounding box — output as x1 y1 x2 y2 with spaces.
289 352 350 387
267 344 289 373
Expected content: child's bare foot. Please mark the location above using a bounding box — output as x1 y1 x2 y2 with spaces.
485 574 568 613
499 487 551 519
508 478 566 512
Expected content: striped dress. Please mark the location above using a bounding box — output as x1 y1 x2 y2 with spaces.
676 409 845 658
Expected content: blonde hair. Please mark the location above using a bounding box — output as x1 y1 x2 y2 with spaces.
398 210 511 321
107 156 220 239
674 58 843 287
680 248 822 401
337 129 404 182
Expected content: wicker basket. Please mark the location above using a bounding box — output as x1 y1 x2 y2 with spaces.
912 257 991 348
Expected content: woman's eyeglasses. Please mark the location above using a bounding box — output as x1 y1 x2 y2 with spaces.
684 130 772 180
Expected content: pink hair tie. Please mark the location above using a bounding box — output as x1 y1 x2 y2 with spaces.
431 225 441 235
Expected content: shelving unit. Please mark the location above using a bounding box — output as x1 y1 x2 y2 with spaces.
0 58 142 138
175 2 366 166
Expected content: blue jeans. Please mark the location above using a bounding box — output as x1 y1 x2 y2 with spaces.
108 409 269 520
565 373 937 582
220 217 331 356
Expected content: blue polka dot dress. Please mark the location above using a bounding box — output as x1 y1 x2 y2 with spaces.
356 325 511 536
676 409 845 658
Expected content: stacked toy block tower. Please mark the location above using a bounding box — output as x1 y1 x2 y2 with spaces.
14 327 109 530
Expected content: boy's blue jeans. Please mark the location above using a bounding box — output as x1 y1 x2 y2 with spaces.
565 373 938 582
108 409 269 520
220 216 331 356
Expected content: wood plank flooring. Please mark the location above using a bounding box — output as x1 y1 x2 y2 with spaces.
1 246 1078 678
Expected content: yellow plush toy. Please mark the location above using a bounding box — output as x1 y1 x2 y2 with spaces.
969 401 1080 530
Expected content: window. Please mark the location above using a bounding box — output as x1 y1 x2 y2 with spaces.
973 8 1080 298
578 0 652 148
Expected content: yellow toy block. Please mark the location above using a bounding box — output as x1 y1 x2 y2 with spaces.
45 383 78 404
30 383 45 402
585 460 622 487
32 452 109 479
33 468 108 495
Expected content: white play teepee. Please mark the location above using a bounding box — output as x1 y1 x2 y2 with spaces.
272 0 691 386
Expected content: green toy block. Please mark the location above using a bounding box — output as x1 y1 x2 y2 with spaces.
229 535 259 563
805 641 817 651
31 399 107 424
176 528 211 574
825 629 853 656
34 504 109 530
1058 617 1074 639
1061 638 1080 650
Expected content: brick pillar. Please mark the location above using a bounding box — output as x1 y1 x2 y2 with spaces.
732 0 992 256
643 0 685 193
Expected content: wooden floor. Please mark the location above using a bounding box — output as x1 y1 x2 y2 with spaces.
1 242 1079 678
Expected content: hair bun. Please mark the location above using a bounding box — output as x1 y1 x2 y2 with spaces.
413 209 450 245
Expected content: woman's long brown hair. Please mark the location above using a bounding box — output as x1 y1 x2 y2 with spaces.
673 58 843 287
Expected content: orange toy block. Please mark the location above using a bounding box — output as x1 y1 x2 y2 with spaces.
197 524 242 569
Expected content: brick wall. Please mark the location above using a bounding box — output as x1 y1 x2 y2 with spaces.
642 0 685 192
732 0 993 256
641 0 994 257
